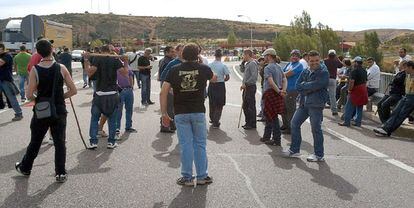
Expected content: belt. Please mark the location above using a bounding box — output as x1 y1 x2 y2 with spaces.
120 86 132 90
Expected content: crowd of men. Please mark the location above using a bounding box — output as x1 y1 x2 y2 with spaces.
2 39 414 185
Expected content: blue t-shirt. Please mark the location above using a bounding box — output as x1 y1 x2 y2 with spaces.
263 63 284 91
283 61 303 92
0 53 14 82
160 58 182 81
208 60 230 82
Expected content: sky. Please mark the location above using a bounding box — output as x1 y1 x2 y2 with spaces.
0 0 413 31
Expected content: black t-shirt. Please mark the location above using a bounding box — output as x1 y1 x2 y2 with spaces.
90 56 123 92
0 53 14 82
165 62 213 115
350 67 367 86
138 56 151 75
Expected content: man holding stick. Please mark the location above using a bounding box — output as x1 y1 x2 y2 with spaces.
84 45 129 149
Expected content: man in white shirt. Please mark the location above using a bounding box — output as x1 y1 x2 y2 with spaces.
128 49 141 89
395 48 412 73
366 57 381 96
299 52 309 69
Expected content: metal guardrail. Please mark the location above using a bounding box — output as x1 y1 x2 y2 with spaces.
379 72 394 94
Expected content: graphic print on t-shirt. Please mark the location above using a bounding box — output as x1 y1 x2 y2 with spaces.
179 70 199 92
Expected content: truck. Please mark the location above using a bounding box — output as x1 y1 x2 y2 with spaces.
1 15 72 55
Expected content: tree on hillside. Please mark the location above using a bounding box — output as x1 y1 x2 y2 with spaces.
350 31 383 66
290 10 313 36
227 30 237 49
315 23 340 57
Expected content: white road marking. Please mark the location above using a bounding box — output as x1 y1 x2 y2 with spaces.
232 65 243 81
223 154 267 208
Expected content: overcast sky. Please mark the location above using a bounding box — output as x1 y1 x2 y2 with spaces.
0 0 413 31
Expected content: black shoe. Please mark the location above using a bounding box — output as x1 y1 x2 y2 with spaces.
242 125 256 130
280 126 287 131
197 176 213 185
148 101 155 105
82 83 87 88
281 129 291 134
160 128 175 133
260 137 270 142
257 118 266 122
55 174 67 183
15 162 30 176
125 128 138 133
265 139 281 146
332 112 338 116
338 122 350 127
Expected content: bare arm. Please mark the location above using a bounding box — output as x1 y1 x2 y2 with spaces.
60 64 77 99
129 74 134 86
267 77 280 93
27 67 38 100
160 82 172 127
224 74 230 81
284 70 295 78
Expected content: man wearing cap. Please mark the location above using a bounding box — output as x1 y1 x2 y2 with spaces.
260 48 287 146
324 49 343 116
208 49 230 128
240 49 258 129
281 49 304 134
339 56 368 127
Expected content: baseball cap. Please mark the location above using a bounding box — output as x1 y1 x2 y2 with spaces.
262 48 277 56
353 56 363 62
290 49 301 56
328 49 336 55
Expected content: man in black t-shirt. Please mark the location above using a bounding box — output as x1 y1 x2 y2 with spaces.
160 43 216 186
138 48 154 106
85 45 128 149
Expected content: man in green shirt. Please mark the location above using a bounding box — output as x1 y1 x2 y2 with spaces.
13 45 32 102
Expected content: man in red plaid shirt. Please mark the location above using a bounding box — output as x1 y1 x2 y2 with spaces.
259 48 287 146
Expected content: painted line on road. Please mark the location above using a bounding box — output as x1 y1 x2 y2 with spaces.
325 126 414 174
223 154 267 208
232 65 262 96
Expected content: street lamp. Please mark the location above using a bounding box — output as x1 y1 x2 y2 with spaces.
237 15 253 48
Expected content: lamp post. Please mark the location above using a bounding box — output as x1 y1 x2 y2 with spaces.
237 15 253 48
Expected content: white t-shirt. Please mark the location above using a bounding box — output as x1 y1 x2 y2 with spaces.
367 63 381 89
128 53 139 71
299 58 308 69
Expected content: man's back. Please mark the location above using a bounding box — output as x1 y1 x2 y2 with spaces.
14 52 31 76
0 53 13 81
90 56 123 92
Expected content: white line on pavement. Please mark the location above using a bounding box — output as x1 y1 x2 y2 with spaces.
232 65 243 81
223 154 267 208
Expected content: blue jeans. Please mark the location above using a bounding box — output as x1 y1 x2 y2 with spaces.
116 88 134 130
140 73 151 104
0 80 22 116
82 70 88 85
289 106 324 157
19 75 28 100
91 80 97 93
382 95 414 134
343 96 363 126
263 116 281 140
175 113 208 180
89 101 118 144
133 71 141 88
328 79 338 113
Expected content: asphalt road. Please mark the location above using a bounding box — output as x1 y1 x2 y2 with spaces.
0 60 413 208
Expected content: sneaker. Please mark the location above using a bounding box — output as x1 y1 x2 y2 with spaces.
125 128 137 133
306 154 325 162
242 125 256 130
197 176 213 185
89 143 98 149
265 139 281 146
98 130 108 138
107 142 118 149
338 122 350 127
147 100 155 105
12 115 23 121
160 128 175 133
82 83 87 88
55 174 67 183
21 98 26 103
48 138 54 145
176 177 194 186
373 128 389 137
15 162 30 176
282 149 301 158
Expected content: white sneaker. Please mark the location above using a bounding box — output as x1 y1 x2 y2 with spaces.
48 138 54 145
115 130 121 140
282 149 301 158
89 143 98 149
306 154 325 162
107 143 118 149
98 130 108 138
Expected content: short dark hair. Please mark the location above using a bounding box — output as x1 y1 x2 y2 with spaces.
20 45 26 51
344 59 352 66
182 43 199 61
308 50 320 57
0 43 5 50
165 46 173 53
132 48 136 53
214 49 222 57
243 49 253 57
407 60 414 68
367 57 374 62
64 47 69 52
35 39 53 58
400 48 407 53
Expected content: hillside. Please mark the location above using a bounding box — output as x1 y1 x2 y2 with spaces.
1 13 414 48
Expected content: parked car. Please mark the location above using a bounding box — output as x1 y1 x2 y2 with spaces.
71 49 84 62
